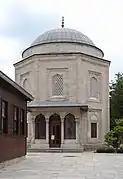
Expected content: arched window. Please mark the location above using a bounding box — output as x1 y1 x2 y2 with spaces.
64 113 76 139
23 78 30 91
35 114 46 139
90 77 98 98
52 74 63 96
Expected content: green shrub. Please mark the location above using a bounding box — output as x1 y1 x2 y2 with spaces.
96 144 107 153
117 148 123 153
105 147 115 153
104 119 123 149
117 144 123 153
96 148 106 153
104 131 117 147
120 144 123 148
96 145 115 153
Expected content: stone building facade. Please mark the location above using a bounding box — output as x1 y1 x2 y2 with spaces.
14 27 110 151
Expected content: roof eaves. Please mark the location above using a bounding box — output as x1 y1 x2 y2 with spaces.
27 103 88 108
14 52 110 67
0 71 34 101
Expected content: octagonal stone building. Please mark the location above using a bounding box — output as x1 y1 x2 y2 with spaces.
14 25 110 151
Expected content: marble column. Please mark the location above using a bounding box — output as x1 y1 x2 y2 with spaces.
46 118 49 144
61 118 64 144
75 118 79 144
31 115 35 144
27 112 31 142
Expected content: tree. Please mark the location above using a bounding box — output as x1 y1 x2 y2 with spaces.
110 73 123 129
104 130 117 147
105 119 123 149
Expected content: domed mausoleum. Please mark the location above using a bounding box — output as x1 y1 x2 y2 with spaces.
14 22 110 151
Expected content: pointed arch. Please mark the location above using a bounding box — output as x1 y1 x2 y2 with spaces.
90 77 98 98
91 114 98 121
64 113 76 139
52 74 63 96
23 78 30 91
49 113 61 122
49 113 61 147
35 114 46 139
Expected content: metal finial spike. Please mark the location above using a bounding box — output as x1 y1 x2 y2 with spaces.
61 16 64 28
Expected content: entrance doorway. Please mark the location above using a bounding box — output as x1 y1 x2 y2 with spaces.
49 114 61 148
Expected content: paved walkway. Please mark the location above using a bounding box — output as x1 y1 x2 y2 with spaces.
0 152 123 179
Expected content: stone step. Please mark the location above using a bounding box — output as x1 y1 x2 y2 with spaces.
28 148 84 153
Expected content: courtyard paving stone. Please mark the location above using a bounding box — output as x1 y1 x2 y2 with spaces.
0 152 123 178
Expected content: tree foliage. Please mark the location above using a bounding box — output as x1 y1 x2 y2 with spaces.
105 119 123 149
104 130 117 146
110 73 123 129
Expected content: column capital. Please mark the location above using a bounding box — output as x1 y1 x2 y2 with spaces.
45 118 49 123
61 118 64 123
60 112 66 119
32 116 35 122
30 113 36 122
75 118 80 123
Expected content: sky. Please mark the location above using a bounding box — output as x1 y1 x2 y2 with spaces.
0 0 123 82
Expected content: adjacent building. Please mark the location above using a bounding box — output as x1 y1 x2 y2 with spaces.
0 71 33 163
14 25 110 151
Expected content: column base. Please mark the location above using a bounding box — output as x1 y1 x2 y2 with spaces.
31 137 35 144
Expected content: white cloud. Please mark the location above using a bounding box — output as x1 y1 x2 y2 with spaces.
0 36 22 79
0 64 14 80
0 0 123 81
0 37 21 60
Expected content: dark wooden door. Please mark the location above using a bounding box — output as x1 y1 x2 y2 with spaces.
49 120 61 148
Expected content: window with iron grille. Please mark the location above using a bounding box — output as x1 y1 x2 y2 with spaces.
52 74 63 96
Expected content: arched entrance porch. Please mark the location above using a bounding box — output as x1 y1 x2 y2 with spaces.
49 114 61 148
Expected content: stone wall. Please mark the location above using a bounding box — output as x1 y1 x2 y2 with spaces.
14 52 110 148
22 42 103 59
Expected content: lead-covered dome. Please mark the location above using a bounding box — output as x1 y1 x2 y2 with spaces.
31 28 95 47
22 27 104 59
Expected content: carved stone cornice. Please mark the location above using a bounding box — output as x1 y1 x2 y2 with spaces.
88 70 101 76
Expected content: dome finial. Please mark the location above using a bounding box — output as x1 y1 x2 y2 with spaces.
61 16 64 28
